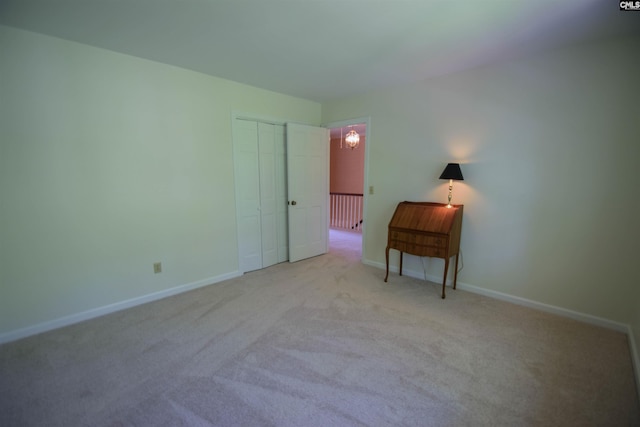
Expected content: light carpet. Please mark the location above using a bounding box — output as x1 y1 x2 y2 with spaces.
0 229 638 426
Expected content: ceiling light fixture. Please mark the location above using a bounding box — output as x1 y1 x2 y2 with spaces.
344 129 360 150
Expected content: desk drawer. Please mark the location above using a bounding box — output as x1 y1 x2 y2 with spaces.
392 241 411 253
390 231 446 247
422 247 445 257
391 241 445 257
389 231 448 258
390 231 419 243
415 235 446 247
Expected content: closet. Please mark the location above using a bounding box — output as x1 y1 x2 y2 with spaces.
233 119 288 273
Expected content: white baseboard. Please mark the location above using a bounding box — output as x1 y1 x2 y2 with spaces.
457 282 629 333
364 258 628 333
628 325 640 402
0 271 242 345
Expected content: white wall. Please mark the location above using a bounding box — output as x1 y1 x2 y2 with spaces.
322 36 640 325
0 26 321 337
330 136 365 194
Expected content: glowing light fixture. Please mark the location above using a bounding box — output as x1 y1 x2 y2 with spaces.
344 129 360 149
439 163 464 208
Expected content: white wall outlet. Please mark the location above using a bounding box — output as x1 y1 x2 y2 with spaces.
153 262 162 274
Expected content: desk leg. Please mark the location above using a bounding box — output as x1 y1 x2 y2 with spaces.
399 252 403 276
453 253 460 290
442 257 449 299
384 247 390 282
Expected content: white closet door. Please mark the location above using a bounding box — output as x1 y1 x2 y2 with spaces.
287 123 329 262
234 120 262 273
258 123 278 268
234 120 289 272
274 125 289 263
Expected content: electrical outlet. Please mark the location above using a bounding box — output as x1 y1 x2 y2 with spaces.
369 185 374 195
153 262 162 274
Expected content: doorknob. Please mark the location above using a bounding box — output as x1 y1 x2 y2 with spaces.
290 200 297 206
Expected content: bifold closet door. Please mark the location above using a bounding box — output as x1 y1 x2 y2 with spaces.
273 125 289 263
234 120 287 273
257 122 278 268
234 120 262 273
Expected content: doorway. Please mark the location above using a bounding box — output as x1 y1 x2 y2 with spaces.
327 119 368 260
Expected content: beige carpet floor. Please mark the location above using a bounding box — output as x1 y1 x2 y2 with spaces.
0 229 638 426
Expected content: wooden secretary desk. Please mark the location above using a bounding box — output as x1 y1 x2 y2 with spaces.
384 201 463 299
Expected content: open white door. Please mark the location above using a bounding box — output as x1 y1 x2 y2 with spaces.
286 123 329 262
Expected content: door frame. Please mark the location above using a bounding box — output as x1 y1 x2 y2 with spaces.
323 116 371 261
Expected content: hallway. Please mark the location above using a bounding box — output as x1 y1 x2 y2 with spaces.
329 228 362 262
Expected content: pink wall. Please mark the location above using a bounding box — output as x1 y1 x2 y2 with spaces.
330 136 365 194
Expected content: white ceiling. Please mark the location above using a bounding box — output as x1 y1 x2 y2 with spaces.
1 0 638 103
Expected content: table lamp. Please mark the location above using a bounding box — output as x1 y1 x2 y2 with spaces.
439 163 464 208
